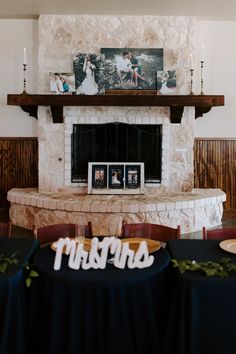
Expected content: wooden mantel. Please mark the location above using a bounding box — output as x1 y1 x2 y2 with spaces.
7 91 225 124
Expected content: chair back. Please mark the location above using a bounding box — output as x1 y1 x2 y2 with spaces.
122 221 180 242
203 227 236 240
33 222 93 245
0 221 12 238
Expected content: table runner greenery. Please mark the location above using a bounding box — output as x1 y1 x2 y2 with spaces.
171 258 236 277
0 251 38 287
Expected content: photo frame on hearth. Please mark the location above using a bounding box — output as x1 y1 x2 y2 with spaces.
101 48 163 91
125 164 141 189
91 164 107 189
108 164 124 189
88 162 144 194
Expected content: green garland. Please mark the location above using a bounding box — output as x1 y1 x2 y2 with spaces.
171 258 236 277
0 251 39 287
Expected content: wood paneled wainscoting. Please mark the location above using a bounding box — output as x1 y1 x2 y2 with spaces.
194 138 236 210
0 138 38 218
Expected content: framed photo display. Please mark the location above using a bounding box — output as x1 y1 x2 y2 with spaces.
91 165 107 189
88 162 144 194
109 165 124 189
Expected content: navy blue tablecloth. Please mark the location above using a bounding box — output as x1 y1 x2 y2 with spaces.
164 239 236 354
0 237 39 354
28 243 169 354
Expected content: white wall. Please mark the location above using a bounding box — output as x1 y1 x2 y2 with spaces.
0 19 38 137
0 18 235 138
194 20 236 137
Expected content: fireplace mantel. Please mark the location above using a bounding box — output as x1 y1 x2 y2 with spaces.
7 92 224 124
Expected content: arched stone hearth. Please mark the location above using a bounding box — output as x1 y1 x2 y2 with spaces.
8 188 226 236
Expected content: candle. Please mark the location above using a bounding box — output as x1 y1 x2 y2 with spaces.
190 53 194 69
23 48 27 64
201 44 205 62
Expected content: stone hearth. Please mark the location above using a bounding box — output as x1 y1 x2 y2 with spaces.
8 188 226 236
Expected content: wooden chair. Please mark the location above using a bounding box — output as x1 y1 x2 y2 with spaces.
122 221 180 242
0 221 12 238
203 226 236 240
33 222 93 245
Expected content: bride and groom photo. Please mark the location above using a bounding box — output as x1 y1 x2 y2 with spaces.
101 47 163 90
72 48 167 94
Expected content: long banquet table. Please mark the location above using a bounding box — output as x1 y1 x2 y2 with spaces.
28 242 170 354
165 239 236 354
0 237 39 354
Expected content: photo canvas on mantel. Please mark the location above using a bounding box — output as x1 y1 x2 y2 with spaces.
156 70 176 95
101 48 163 90
73 53 105 95
50 72 76 94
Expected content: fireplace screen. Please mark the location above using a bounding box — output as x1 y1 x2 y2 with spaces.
71 123 162 183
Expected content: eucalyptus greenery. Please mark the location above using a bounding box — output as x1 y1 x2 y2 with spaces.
171 258 236 277
0 251 39 287
0 252 18 274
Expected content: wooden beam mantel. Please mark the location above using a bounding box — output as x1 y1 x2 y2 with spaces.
7 91 225 124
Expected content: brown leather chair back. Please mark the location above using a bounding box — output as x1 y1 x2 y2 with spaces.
203 226 236 240
33 222 93 245
0 221 12 238
122 221 180 242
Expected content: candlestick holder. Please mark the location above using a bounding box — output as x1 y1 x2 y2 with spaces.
200 60 204 95
22 63 27 94
190 69 194 95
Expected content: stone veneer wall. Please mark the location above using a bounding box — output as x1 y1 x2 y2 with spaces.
38 15 195 193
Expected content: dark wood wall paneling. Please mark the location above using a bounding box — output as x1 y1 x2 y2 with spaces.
194 138 236 210
0 138 38 215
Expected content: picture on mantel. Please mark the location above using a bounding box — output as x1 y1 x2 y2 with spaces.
101 48 163 90
73 53 105 95
156 70 176 95
49 72 76 94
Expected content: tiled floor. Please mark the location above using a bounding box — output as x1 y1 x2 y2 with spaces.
3 208 236 239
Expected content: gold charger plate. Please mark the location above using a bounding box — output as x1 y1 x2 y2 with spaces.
121 238 161 253
51 238 91 253
219 239 236 255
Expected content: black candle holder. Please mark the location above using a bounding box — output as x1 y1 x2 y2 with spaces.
190 69 194 95
22 64 27 94
200 60 204 95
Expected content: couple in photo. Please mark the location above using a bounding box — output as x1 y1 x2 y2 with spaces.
52 73 73 94
116 51 147 87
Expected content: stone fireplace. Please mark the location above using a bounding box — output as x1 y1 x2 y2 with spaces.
8 15 226 235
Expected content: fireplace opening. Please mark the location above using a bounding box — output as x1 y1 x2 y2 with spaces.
71 123 162 183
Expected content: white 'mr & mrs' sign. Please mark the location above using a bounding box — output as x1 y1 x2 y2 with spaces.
53 237 154 271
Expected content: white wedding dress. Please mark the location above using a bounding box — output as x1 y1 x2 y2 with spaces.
77 66 98 95
160 81 174 94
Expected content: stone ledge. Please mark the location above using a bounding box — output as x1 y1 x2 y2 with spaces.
8 188 226 235
7 188 226 214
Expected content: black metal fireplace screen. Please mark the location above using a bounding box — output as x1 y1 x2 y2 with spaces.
71 123 162 183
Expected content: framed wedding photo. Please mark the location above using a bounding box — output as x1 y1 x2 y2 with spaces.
108 165 124 189
88 162 144 194
91 165 107 189
101 48 163 91
156 70 176 95
125 165 141 189
73 53 105 95
49 72 75 94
